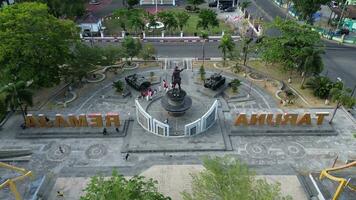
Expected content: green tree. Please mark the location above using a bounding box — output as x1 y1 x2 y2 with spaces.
146 13 160 30
140 44 156 61
0 93 7 120
158 11 178 34
219 34 235 67
113 8 130 31
18 0 86 18
186 0 205 11
182 156 292 200
99 45 123 66
200 31 209 67
291 0 329 24
241 37 254 66
121 37 142 62
300 47 324 88
113 80 125 93
329 87 356 124
128 9 145 34
199 65 206 81
0 80 33 123
80 170 171 200
63 44 101 84
175 12 190 32
197 9 219 30
259 18 323 73
230 79 241 93
113 8 144 34
240 0 251 12
0 2 78 87
127 0 139 9
305 76 334 99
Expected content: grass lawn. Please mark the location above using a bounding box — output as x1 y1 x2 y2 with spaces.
247 60 335 107
103 8 234 36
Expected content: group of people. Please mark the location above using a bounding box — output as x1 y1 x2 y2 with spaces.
140 87 157 101
138 66 184 100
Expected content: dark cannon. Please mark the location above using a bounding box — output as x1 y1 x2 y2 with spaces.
125 74 151 91
204 72 226 90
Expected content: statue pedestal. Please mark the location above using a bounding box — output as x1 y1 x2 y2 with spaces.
161 89 192 116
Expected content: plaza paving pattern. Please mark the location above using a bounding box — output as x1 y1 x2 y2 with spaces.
0 63 355 199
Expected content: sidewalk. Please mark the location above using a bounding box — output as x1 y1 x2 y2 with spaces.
271 0 356 45
48 165 308 200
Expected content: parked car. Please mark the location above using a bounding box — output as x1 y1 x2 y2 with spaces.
208 0 217 7
224 7 236 12
219 4 231 10
334 28 350 36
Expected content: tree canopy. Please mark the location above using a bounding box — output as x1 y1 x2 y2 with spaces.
197 9 219 30
0 2 79 87
80 170 171 200
175 12 190 32
291 0 329 24
113 8 145 33
187 0 205 10
127 0 139 9
182 156 292 200
121 37 142 61
158 11 178 33
259 17 323 73
18 0 86 18
219 34 235 67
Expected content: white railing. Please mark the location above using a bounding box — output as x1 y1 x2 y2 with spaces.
135 99 219 137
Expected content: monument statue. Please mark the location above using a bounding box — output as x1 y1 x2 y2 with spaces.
172 66 184 91
161 66 191 116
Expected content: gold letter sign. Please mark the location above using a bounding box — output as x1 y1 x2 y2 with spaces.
234 112 329 127
25 113 121 128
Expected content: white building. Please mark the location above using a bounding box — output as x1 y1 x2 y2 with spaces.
140 0 175 6
77 13 102 36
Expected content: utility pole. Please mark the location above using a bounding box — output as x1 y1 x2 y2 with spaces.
336 0 348 31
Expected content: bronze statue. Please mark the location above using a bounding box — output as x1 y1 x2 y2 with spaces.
172 66 184 91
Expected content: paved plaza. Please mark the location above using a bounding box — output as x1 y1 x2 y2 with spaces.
1 61 355 199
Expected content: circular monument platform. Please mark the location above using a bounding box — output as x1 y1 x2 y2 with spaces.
161 89 192 116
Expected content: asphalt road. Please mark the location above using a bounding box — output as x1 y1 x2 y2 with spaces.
250 0 356 88
95 0 356 88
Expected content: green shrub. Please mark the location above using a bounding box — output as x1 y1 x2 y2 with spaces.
199 65 206 81
113 80 124 93
230 79 241 93
305 76 334 99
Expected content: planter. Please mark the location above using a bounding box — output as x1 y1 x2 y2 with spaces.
247 72 264 81
276 89 297 105
87 73 106 83
122 62 139 70
145 22 165 30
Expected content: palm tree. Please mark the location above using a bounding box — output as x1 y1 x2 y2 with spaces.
197 9 219 31
300 47 324 88
175 12 190 33
200 31 209 67
158 11 178 34
329 87 356 124
0 80 33 123
219 34 235 67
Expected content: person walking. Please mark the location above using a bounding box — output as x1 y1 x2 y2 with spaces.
125 153 129 160
103 128 107 135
